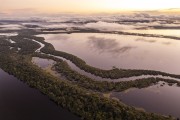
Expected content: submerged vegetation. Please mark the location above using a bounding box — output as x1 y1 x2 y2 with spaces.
0 33 179 119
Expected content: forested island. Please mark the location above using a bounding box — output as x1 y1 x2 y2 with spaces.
0 30 180 120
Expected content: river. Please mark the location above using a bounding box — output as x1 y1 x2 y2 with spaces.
0 68 80 120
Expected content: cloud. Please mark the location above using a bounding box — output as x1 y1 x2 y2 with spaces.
135 21 161 27
0 13 180 32
44 24 72 28
84 21 137 31
0 24 24 30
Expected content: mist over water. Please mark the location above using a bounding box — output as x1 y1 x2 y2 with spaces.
1 13 180 118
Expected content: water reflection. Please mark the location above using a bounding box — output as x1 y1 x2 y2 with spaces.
47 34 69 41
162 42 172 45
123 29 180 37
88 36 135 57
39 33 180 74
32 57 55 68
111 81 180 118
135 38 156 43
33 54 180 82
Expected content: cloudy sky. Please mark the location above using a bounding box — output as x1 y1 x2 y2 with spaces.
0 0 180 14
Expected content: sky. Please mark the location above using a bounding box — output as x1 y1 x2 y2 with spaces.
0 0 180 14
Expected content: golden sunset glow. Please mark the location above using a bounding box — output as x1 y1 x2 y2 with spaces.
1 0 180 14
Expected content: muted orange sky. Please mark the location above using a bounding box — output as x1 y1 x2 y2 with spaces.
0 0 180 14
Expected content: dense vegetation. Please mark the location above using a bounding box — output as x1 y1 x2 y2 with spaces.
0 35 175 120
33 53 180 92
30 35 180 80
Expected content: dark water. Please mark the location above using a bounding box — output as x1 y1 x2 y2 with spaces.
111 82 180 118
0 68 80 120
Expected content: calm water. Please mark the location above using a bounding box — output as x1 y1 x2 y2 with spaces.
39 33 180 74
31 54 180 118
111 82 180 118
123 29 180 37
0 68 80 120
33 33 180 118
32 56 180 82
32 57 55 68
